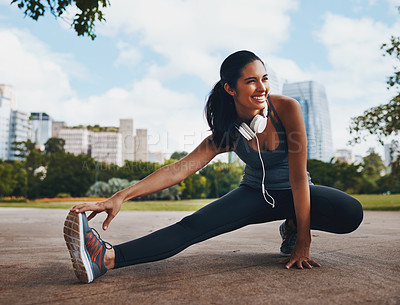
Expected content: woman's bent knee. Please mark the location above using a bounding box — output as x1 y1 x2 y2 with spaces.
341 196 364 234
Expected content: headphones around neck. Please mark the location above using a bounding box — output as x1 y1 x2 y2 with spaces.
236 100 269 141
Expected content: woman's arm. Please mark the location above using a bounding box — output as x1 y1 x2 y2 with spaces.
278 96 320 269
72 135 225 230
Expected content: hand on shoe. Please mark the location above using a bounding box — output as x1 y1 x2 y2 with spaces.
71 194 123 231
280 240 321 270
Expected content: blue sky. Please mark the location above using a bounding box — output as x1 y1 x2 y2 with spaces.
0 0 399 158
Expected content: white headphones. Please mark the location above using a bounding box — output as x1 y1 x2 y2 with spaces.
236 102 268 141
234 96 276 208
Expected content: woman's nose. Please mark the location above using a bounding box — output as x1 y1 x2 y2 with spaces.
257 80 266 91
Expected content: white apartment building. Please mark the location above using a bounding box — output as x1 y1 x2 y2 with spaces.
59 128 89 155
55 119 148 165
0 85 30 161
89 131 123 166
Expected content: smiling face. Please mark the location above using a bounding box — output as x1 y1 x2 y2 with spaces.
224 60 270 121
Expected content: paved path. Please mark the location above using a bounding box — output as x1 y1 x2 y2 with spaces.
1 208 399 305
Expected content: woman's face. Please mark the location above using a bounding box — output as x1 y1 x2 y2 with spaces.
225 60 270 118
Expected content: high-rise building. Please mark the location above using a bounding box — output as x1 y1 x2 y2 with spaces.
0 85 30 161
282 81 333 162
30 112 52 149
0 86 12 160
135 129 148 162
119 119 134 162
8 110 31 160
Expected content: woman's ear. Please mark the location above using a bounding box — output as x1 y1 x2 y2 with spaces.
224 83 236 96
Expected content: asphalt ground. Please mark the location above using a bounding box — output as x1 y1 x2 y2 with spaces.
1 208 399 305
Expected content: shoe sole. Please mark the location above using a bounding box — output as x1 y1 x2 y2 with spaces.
63 211 94 283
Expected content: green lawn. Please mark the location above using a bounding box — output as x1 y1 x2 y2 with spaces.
0 195 399 211
352 194 400 211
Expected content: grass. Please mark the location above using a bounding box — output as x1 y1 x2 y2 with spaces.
0 198 211 211
352 194 400 211
0 195 399 211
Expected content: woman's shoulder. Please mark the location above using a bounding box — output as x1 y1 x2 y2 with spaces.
269 94 299 108
269 94 301 121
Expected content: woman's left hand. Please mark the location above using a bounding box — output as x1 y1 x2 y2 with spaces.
280 241 321 269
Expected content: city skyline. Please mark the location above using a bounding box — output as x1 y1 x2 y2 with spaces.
0 0 399 157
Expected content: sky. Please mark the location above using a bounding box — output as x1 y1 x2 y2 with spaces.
0 0 399 159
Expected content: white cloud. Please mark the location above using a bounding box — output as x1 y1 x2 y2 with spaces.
267 56 311 82
99 0 298 84
312 13 400 154
114 41 142 68
0 27 79 115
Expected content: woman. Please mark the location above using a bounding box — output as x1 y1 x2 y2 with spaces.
64 50 363 283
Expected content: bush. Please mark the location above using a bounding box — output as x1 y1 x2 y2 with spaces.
56 192 71 198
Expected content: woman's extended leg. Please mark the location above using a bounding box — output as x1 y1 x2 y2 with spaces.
113 185 278 269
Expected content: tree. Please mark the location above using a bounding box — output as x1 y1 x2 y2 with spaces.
11 139 36 159
361 148 386 178
12 0 110 40
200 161 243 198
170 151 188 160
0 161 16 197
349 7 400 145
44 137 65 154
40 151 96 197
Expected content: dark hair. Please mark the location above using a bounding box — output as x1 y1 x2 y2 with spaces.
205 50 264 149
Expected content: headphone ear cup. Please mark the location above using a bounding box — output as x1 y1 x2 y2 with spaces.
250 115 267 134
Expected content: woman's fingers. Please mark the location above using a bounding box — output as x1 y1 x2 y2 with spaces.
87 211 100 221
309 260 321 267
102 213 116 231
280 257 321 269
71 202 104 213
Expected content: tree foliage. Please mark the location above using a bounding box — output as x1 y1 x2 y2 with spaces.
44 137 65 154
349 7 400 145
12 0 110 39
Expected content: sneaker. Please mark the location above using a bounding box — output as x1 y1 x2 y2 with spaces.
63 210 112 283
279 220 297 257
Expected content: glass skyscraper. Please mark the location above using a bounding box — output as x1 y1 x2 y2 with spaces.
30 112 52 149
282 81 333 162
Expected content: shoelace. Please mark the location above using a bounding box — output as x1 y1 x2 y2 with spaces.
91 227 113 250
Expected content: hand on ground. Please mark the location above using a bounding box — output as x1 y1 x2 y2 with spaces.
280 241 321 270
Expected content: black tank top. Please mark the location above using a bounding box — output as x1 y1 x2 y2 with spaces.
234 97 312 190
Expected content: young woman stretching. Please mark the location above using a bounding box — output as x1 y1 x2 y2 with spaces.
64 50 363 283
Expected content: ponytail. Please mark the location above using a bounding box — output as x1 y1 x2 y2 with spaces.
204 80 238 149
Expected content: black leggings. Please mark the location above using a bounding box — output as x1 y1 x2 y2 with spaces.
113 185 363 269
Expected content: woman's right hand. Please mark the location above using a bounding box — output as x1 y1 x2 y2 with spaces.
71 194 124 231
